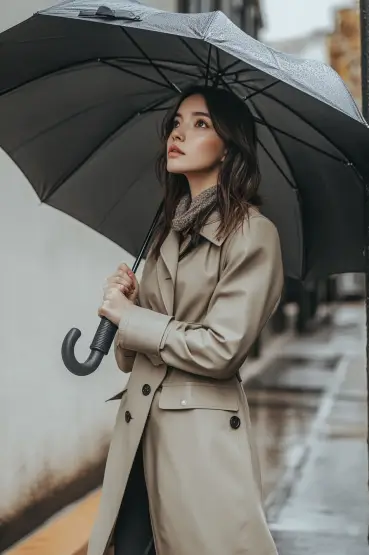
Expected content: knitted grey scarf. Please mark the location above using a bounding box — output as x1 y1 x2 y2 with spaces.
172 185 217 233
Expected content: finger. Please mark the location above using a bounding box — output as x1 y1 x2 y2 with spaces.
103 282 121 295
117 270 133 281
109 280 132 295
114 275 133 287
107 274 126 283
117 263 130 274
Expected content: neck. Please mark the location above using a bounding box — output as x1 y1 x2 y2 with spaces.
185 169 220 199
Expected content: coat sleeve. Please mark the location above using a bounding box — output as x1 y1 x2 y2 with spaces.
114 335 136 373
114 296 141 373
117 216 284 380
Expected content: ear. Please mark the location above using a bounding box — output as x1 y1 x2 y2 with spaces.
221 150 227 163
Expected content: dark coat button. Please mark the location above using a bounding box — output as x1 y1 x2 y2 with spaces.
230 416 241 429
142 384 151 396
125 410 132 423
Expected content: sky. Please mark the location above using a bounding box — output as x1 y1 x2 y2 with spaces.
261 0 356 42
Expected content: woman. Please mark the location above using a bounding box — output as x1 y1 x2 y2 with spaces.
88 86 284 555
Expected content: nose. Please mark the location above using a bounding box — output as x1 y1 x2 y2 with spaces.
171 126 184 142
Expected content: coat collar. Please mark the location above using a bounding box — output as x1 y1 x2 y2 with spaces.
157 208 261 315
200 206 260 245
199 211 225 246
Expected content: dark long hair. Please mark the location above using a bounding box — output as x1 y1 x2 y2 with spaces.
152 85 261 259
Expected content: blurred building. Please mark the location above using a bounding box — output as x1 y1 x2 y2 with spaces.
177 0 263 37
328 6 364 299
146 0 263 37
328 7 361 108
267 29 329 64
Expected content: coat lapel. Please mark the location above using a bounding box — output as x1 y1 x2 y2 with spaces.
156 229 180 315
156 207 244 316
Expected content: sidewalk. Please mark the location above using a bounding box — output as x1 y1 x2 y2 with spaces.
267 304 369 554
5 304 368 555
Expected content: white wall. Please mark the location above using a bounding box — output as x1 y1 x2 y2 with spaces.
0 0 145 528
0 150 136 520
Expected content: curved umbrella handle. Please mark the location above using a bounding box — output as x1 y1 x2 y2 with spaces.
62 317 118 376
62 202 163 376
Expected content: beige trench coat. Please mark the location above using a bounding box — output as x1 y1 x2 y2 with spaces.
88 209 284 555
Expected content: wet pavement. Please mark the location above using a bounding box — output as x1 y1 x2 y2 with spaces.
245 303 368 554
5 303 368 555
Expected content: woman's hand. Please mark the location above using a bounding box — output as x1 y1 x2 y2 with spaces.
107 263 139 302
98 263 139 326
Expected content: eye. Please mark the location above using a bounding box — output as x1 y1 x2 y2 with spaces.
195 119 209 128
173 119 180 129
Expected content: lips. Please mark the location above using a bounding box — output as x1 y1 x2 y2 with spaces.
168 145 184 155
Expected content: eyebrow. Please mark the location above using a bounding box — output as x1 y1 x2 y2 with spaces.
175 111 211 118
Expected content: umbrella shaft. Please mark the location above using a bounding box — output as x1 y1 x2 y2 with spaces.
132 201 163 273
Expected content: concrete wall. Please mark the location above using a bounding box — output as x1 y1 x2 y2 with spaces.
1 0 150 548
0 148 135 549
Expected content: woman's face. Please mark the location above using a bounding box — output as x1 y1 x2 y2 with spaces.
166 94 226 176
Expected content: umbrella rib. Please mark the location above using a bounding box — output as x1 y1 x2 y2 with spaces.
257 137 297 190
243 80 280 101
119 27 182 93
242 82 351 164
153 64 205 80
226 68 260 77
234 77 266 84
178 37 217 74
221 59 245 75
100 59 174 90
205 45 212 86
216 47 221 73
215 74 346 164
215 73 299 189
254 117 345 163
248 96 299 190
114 57 210 78
0 56 187 98
42 91 177 202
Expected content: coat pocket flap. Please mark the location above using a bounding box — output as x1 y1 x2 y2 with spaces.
159 384 239 411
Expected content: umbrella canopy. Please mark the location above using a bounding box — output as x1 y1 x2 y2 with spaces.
1 0 369 280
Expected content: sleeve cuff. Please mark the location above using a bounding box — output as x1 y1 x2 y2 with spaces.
117 304 173 356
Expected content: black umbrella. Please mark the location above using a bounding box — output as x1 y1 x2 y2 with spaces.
1 0 369 376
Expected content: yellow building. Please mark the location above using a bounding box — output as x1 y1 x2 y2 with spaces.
328 6 361 107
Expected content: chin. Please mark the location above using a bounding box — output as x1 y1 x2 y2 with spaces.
166 161 188 174
167 161 208 174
